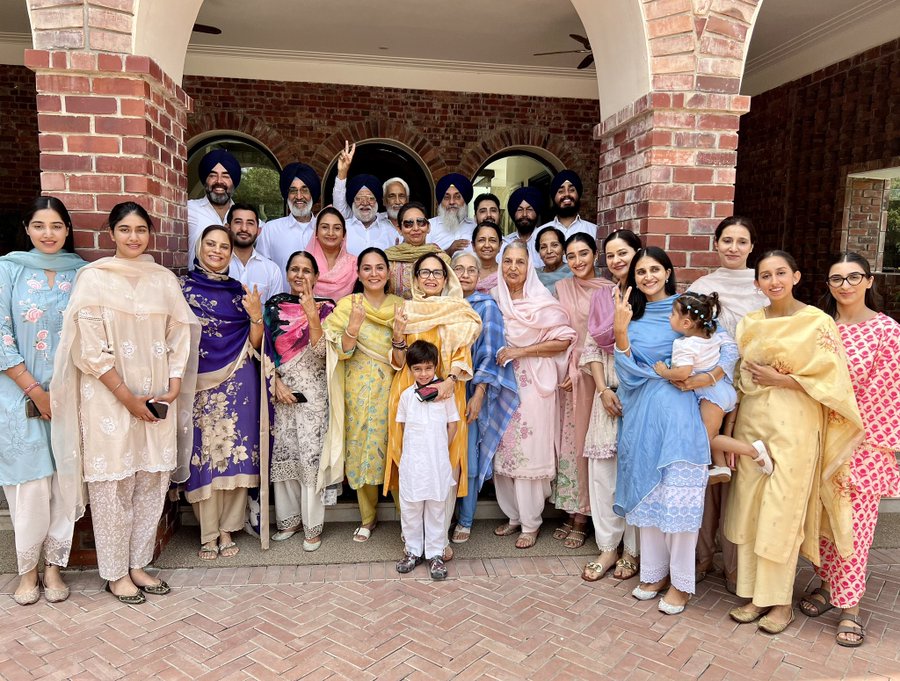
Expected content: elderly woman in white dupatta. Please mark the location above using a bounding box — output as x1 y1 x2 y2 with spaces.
51 202 199 605
384 253 482 561
689 216 767 591
493 240 576 549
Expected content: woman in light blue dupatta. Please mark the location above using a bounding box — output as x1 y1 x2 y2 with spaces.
449 252 519 543
612 247 710 616
0 197 85 605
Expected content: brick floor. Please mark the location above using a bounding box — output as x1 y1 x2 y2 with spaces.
1 551 899 680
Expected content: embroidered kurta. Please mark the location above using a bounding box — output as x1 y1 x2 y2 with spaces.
724 307 864 604
0 257 82 485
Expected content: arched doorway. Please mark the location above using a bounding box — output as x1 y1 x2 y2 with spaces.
472 149 559 234
187 134 284 222
321 140 434 216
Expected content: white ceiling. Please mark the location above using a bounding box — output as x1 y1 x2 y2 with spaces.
1 0 898 99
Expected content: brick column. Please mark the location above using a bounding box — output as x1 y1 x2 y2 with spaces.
25 49 192 268
593 0 760 282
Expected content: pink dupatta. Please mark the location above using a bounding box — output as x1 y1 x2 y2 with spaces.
557 276 615 397
305 233 358 301
495 244 576 397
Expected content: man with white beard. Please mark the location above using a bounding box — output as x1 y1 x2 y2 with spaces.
537 169 598 242
428 173 476 255
187 149 242 269
332 141 405 250
256 162 321 289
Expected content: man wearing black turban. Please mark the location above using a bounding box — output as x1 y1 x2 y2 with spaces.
428 172 476 255
537 169 598 243
187 148 243 269
331 142 401 255
256 162 322 288
501 186 545 262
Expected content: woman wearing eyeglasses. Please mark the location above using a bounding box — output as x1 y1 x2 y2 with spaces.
384 202 450 300
796 252 899 647
384 253 482 562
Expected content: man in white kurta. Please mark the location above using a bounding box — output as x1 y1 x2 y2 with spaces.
187 149 242 269
256 162 320 290
332 175 398 255
428 172 476 255
537 170 598 243
226 203 284 303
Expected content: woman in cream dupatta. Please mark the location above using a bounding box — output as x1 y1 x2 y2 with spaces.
725 250 863 634
385 253 482 560
322 247 403 541
51 202 199 603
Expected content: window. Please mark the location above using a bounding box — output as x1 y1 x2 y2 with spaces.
187 136 283 221
471 151 558 235
885 178 900 272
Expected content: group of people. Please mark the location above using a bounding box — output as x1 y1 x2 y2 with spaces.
1 154 897 647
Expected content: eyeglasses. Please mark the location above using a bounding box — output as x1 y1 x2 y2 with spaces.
287 187 312 197
826 272 867 288
416 269 445 280
453 266 479 276
354 195 377 205
402 217 429 228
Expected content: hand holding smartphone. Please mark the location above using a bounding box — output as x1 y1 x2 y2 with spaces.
146 400 169 419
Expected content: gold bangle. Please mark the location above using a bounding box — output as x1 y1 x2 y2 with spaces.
110 381 125 394
345 328 359 340
11 365 27 380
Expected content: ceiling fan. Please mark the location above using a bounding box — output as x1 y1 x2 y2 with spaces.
192 23 222 35
534 33 594 70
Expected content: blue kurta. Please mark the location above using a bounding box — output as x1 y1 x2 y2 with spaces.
0 254 82 485
614 295 710 531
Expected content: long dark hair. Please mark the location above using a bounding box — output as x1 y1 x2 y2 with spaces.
22 196 76 253
754 249 798 278
352 246 391 294
820 251 881 319
626 247 677 320
108 201 154 231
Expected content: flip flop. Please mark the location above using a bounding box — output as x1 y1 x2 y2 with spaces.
198 545 218 561
218 541 239 557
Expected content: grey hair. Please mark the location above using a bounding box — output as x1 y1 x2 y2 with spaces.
451 251 480 271
504 239 530 257
382 176 410 196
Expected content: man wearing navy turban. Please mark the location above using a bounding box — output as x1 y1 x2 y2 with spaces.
187 148 243 269
428 172 476 255
501 186 545 262
331 142 402 255
537 169 598 243
256 162 322 287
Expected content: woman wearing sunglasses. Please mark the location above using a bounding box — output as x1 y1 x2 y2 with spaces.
384 202 450 300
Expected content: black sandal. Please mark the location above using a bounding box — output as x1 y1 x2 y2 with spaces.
836 613 865 648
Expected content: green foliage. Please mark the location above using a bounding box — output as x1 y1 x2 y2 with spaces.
234 166 284 222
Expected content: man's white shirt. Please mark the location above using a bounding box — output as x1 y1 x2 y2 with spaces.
255 214 315 290
427 215 477 251
537 215 598 243
187 196 233 270
502 231 541 263
228 249 284 303
332 177 400 255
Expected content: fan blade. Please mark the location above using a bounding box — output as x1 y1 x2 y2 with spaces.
577 53 595 70
533 49 589 56
569 33 591 49
192 23 222 35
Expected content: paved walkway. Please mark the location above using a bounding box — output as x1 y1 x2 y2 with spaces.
1 550 899 680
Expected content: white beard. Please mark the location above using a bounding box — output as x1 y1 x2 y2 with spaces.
438 204 468 233
352 204 377 226
386 205 401 220
290 202 312 221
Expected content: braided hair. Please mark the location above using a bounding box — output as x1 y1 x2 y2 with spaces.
673 291 720 338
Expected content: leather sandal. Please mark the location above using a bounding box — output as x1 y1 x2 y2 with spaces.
552 521 573 540
835 613 865 647
494 522 520 537
613 557 639 580
798 587 834 618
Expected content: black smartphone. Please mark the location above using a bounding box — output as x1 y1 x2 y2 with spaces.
146 400 169 419
292 392 308 404
414 378 442 403
25 397 41 418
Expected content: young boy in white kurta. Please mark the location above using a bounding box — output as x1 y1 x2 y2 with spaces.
395 340 459 580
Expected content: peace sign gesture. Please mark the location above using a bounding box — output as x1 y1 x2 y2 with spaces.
337 140 356 180
297 277 318 320
242 283 262 320
613 285 633 335
347 293 366 336
392 302 407 341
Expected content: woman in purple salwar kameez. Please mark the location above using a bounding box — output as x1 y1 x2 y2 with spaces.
181 225 263 560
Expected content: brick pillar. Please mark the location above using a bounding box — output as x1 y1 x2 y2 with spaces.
841 177 890 270
592 0 760 282
25 49 192 268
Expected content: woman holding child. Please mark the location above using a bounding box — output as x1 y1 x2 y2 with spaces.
725 250 863 634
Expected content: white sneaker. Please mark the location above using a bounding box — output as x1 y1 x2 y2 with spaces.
751 440 774 475
708 466 732 485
